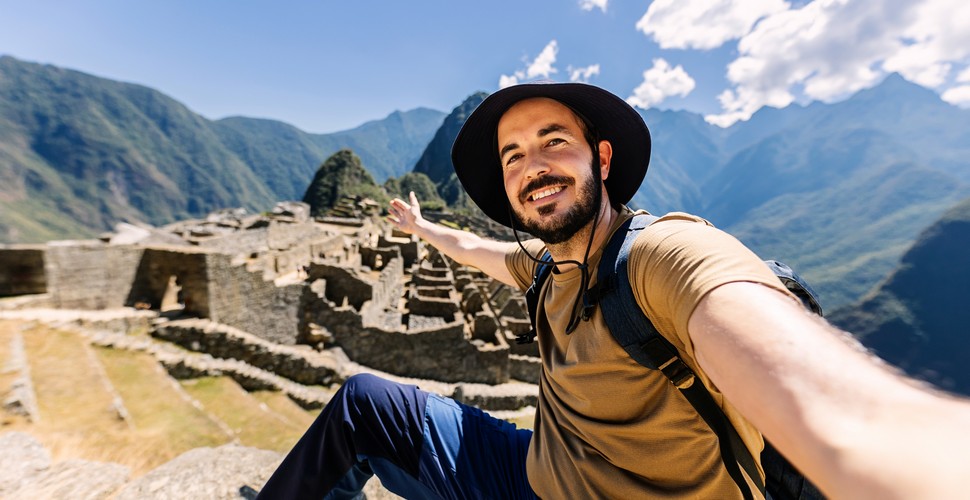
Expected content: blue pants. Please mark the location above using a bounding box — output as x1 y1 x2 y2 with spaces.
256 373 536 499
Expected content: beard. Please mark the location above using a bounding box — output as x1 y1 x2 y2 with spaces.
513 158 602 244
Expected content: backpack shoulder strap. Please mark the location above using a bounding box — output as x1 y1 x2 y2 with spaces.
520 250 554 344
765 260 824 316
596 213 765 500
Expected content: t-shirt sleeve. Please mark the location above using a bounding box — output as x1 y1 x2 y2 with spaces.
505 239 548 291
627 213 797 361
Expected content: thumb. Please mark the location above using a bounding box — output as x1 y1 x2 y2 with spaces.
409 191 419 205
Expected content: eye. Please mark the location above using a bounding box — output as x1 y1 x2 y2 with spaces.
546 137 566 147
504 153 523 168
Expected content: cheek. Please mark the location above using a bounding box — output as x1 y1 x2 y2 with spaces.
503 172 521 201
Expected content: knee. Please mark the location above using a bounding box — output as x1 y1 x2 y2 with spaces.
339 373 407 413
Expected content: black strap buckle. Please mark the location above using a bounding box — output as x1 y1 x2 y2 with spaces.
516 329 537 344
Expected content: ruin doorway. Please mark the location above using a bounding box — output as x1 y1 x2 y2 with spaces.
160 275 185 312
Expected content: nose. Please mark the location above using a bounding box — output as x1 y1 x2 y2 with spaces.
523 155 550 180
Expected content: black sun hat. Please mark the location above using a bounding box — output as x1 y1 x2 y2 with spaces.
450 81 651 228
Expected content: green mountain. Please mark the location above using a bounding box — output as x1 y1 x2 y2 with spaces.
412 93 486 206
302 149 386 216
312 108 445 184
704 75 970 308
632 108 723 214
0 55 444 243
829 197 970 395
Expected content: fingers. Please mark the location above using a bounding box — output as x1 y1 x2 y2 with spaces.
387 198 410 228
390 198 410 211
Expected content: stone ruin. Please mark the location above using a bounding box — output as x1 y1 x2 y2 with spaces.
0 198 544 496
0 200 542 405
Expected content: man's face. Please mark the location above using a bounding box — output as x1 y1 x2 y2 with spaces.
496 97 608 244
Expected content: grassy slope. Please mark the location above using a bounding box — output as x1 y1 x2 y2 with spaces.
0 319 320 476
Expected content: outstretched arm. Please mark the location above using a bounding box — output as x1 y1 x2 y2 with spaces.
689 281 970 499
388 192 519 287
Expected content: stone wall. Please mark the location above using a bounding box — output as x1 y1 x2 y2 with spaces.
303 280 509 384
363 255 405 327
44 242 144 309
152 319 344 387
378 234 419 268
359 246 400 272
195 221 331 258
307 263 378 311
509 354 541 384
0 246 46 297
407 292 460 318
312 234 352 264
335 321 509 384
205 253 304 345
271 244 313 276
196 226 270 256
267 221 328 251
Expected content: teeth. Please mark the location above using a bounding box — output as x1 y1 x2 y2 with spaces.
531 186 563 201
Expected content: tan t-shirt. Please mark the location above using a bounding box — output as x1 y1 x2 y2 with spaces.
506 209 793 499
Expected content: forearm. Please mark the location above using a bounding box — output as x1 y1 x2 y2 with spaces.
388 193 517 286
690 282 970 499
410 218 518 287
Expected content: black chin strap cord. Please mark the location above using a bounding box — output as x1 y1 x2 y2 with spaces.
506 201 602 335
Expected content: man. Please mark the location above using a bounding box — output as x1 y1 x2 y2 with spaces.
258 82 969 499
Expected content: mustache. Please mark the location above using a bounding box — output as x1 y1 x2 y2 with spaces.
519 175 575 203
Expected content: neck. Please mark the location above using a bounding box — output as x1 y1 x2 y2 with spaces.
547 199 619 272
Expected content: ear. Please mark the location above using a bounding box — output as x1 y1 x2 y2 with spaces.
597 140 613 181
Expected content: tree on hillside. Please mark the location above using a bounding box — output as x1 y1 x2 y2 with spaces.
438 173 475 210
384 172 446 211
302 149 388 216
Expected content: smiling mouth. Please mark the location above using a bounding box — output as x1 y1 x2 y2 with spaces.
528 186 564 202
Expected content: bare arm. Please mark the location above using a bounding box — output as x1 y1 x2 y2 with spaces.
688 281 970 499
388 192 518 287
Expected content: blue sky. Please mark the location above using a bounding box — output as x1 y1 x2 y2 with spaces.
2 0 968 133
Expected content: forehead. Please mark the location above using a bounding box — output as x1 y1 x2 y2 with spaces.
496 97 583 141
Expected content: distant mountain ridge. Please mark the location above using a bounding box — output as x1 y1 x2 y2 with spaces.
594 74 968 309
0 55 444 242
701 74 970 307
830 196 970 395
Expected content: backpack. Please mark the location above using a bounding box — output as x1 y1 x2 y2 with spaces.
521 214 826 500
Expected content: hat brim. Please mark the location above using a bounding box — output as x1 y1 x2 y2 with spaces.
450 82 651 228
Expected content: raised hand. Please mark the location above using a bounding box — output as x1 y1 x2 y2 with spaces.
387 191 423 235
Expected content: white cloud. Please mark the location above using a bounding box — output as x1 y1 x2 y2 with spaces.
526 40 559 79
498 74 520 89
637 0 789 50
704 0 970 127
580 0 608 13
941 85 970 106
499 40 559 89
883 0 970 87
568 64 601 83
957 67 970 83
626 58 696 109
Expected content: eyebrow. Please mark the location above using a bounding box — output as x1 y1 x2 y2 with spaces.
499 123 572 160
